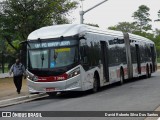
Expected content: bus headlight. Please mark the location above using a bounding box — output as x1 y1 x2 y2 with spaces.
68 67 80 79
32 76 38 81
27 75 38 82
26 70 38 82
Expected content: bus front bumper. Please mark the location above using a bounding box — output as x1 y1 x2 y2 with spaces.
27 75 82 93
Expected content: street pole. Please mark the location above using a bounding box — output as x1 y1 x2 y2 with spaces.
79 11 84 24
79 0 108 24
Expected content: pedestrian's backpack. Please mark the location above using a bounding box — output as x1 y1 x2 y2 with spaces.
13 63 24 73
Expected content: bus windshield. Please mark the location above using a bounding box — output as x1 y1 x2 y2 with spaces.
50 47 78 68
29 46 79 69
29 50 49 69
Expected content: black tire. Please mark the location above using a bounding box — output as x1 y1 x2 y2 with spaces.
47 92 57 97
118 69 124 85
150 65 153 73
147 67 151 78
92 76 99 93
150 65 152 77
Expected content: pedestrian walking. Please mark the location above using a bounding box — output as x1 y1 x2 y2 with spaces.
9 58 26 94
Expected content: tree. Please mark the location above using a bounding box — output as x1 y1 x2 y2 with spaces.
155 29 160 36
108 26 116 31
108 22 136 33
155 10 160 22
152 28 160 58
107 5 160 61
0 0 78 67
0 0 78 52
132 5 152 32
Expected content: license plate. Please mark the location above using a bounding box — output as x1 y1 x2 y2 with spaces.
45 88 55 92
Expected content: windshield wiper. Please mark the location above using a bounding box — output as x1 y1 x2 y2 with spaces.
41 53 44 67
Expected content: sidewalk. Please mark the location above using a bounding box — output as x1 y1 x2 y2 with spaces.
0 77 30 101
0 77 47 107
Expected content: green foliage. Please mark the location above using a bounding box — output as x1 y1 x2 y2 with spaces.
0 0 78 57
0 0 78 40
156 46 160 58
108 22 136 33
158 10 160 18
155 29 160 36
108 5 152 34
154 10 160 22
108 26 116 31
157 58 160 63
132 5 152 32
154 34 160 58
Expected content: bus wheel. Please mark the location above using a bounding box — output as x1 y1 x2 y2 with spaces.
150 64 152 77
119 69 124 85
92 76 99 93
47 92 57 97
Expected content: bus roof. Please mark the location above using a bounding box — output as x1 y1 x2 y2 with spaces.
27 24 154 44
27 24 124 40
128 33 154 44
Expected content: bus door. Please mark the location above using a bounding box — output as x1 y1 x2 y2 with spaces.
150 46 155 72
135 44 141 74
100 41 109 82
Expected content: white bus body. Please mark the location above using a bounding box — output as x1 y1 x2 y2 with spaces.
26 24 157 94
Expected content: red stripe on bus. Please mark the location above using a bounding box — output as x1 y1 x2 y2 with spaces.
37 73 68 82
124 68 128 76
117 69 120 78
141 66 146 72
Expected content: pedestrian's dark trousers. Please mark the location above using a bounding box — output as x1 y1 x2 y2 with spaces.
13 75 23 92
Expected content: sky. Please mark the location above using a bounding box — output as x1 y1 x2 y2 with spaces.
70 0 160 31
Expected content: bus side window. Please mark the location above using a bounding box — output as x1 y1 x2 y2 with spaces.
80 46 88 64
80 39 88 64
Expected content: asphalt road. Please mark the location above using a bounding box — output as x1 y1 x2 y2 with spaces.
1 71 160 120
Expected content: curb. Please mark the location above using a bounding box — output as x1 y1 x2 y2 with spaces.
0 73 12 78
0 93 48 108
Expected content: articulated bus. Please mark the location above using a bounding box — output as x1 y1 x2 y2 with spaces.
26 24 157 96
